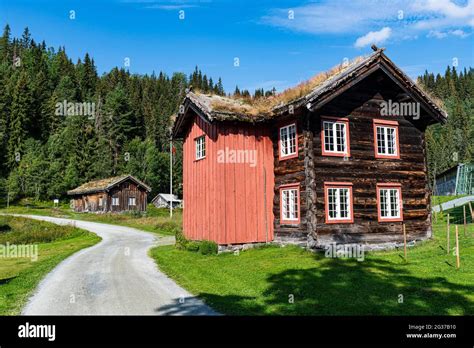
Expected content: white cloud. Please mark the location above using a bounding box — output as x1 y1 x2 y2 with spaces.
450 29 469 37
262 0 473 41
427 29 470 39
354 27 392 48
427 30 448 39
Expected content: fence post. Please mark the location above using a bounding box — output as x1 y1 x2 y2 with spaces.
403 223 407 261
464 205 467 237
447 213 450 254
455 225 460 269
469 201 474 220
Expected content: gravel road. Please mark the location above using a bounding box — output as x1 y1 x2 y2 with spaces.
10 215 216 315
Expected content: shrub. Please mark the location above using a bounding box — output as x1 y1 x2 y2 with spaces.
175 229 188 250
127 210 143 218
185 241 200 252
156 221 181 235
198 240 218 255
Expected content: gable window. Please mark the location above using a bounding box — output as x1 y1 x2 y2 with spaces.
279 123 297 160
112 197 119 206
377 184 403 222
128 197 136 206
373 119 400 159
324 182 353 223
321 117 350 157
195 135 206 160
280 184 300 224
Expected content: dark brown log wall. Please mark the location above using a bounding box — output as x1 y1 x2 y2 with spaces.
272 110 309 242
272 70 432 245
311 71 431 245
72 180 148 213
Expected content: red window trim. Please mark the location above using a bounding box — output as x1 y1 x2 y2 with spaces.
279 183 300 225
373 119 400 159
324 182 354 224
278 121 298 161
376 183 404 222
321 117 351 157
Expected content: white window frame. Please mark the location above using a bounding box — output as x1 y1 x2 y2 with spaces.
281 187 299 222
128 197 136 206
195 136 206 160
376 125 398 157
325 184 353 223
322 120 349 155
279 123 297 158
112 197 119 206
378 188 402 220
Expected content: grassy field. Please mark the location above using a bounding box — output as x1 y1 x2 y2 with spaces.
432 195 467 207
0 201 181 236
0 216 101 315
151 205 474 316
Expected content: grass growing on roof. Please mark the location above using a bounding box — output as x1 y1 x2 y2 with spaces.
207 56 367 117
150 215 474 315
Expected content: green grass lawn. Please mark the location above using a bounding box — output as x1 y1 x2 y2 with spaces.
0 216 101 315
151 211 474 316
0 201 181 236
432 195 467 207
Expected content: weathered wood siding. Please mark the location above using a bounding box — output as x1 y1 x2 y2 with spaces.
272 111 309 242
272 70 432 245
311 71 431 244
182 112 274 245
107 181 148 212
72 180 148 213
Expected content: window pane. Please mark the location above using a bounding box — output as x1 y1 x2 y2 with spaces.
339 188 349 218
281 125 297 157
335 123 346 152
377 126 385 154
282 188 298 220
324 122 334 152
387 128 396 155
328 188 337 218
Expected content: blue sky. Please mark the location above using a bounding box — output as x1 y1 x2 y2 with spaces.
1 0 473 93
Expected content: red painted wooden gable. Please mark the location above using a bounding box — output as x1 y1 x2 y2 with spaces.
182 114 274 245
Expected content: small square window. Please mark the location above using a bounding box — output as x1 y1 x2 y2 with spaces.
128 197 136 206
377 184 403 222
324 182 354 223
321 118 350 157
112 197 119 206
279 123 297 160
373 120 400 159
280 184 300 224
195 136 206 160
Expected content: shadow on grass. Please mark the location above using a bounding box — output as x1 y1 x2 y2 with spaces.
0 276 17 285
446 204 473 225
156 255 473 316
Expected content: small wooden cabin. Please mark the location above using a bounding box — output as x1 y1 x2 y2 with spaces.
172 48 447 248
67 175 151 213
152 194 183 209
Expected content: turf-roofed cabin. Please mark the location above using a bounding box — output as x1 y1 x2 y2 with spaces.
67 175 151 213
172 47 447 249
